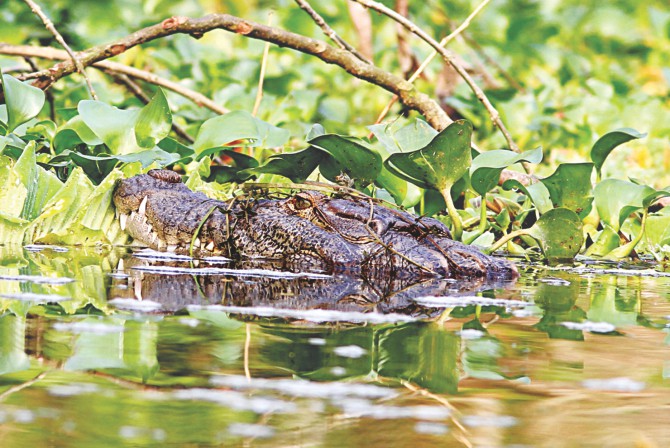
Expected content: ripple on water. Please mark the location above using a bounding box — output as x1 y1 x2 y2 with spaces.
582 377 645 392
413 295 532 308
187 305 417 324
228 423 276 439
560 321 616 333
0 292 71 303
0 274 74 285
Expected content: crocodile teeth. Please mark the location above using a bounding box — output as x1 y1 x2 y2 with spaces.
134 279 143 300
119 213 128 231
117 258 124 271
167 244 178 252
193 238 201 248
138 196 148 215
205 241 215 251
192 260 200 268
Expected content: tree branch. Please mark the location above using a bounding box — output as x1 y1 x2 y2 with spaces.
21 0 98 99
2 14 450 131
0 44 229 115
294 0 371 64
352 0 520 152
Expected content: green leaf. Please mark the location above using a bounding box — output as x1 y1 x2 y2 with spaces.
594 179 654 231
502 179 553 214
368 119 437 154
527 208 584 263
53 115 103 153
1 74 45 133
244 146 323 183
584 226 620 257
78 100 140 154
134 88 172 149
193 110 289 154
541 163 594 218
384 120 473 191
15 142 62 221
470 147 542 196
591 128 646 177
309 134 382 189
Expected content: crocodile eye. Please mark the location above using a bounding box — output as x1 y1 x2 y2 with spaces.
293 194 313 210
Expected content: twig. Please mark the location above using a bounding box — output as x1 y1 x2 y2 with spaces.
1 44 229 115
1 13 450 130
0 371 47 401
107 71 194 143
353 0 519 152
252 13 273 117
371 0 491 128
294 0 371 63
21 0 97 100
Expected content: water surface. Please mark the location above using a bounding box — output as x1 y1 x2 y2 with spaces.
1 245 669 447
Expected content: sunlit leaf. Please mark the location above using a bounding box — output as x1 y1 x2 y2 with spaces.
502 179 553 214
527 207 584 263
78 100 140 154
384 120 472 191
193 110 289 153
541 163 594 218
368 119 437 154
53 115 103 153
470 147 542 196
594 179 654 231
135 88 172 149
1 74 45 132
591 128 646 177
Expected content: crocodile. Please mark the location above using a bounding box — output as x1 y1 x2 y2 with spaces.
113 169 518 280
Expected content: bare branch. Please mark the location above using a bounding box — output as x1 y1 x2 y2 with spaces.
21 0 98 99
0 44 229 115
352 0 520 152
1 14 450 130
294 0 371 64
373 0 492 126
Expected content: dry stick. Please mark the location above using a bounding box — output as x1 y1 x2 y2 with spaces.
22 0 97 100
252 13 273 117
294 0 371 64
1 14 449 130
371 0 491 128
1 45 229 115
0 371 47 401
108 71 194 143
353 0 519 153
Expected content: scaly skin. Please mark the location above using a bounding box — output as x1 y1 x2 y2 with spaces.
113 170 518 279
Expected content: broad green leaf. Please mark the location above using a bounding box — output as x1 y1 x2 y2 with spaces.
470 147 542 196
368 119 437 154
384 120 473 191
645 214 670 247
309 134 382 188
15 142 62 221
78 100 140 154
0 155 28 220
243 147 323 183
306 123 326 140
584 226 620 257
642 189 670 209
502 179 553 214
193 110 289 153
374 144 422 208
27 120 57 141
591 128 646 177
594 179 654 231
1 74 45 132
541 163 594 218
135 88 172 149
53 115 103 153
527 208 584 263
206 149 259 183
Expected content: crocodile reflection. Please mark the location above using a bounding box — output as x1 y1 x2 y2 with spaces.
110 255 517 316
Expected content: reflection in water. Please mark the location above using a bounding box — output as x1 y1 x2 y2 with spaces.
1 246 670 446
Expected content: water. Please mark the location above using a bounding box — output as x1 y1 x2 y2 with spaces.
1 245 670 447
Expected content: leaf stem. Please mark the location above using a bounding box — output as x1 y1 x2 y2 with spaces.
441 187 463 241
477 193 488 235
486 228 529 254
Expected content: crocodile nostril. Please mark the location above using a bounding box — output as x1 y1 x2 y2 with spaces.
148 169 182 183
